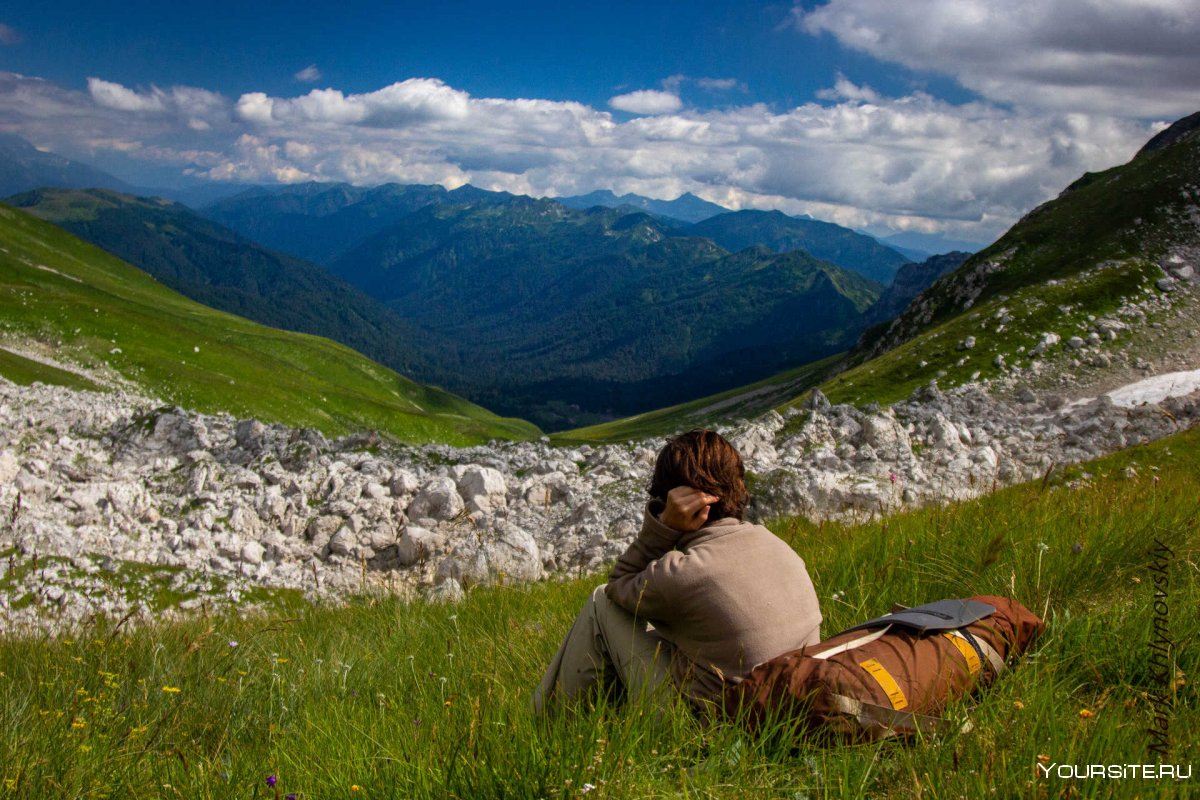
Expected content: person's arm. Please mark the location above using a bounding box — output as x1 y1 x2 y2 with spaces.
606 487 717 617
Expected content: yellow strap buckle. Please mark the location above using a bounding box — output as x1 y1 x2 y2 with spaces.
859 658 908 710
943 632 983 676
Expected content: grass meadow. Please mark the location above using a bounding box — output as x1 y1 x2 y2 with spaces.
0 205 539 445
2 425 1197 798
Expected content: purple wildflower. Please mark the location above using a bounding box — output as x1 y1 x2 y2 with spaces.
266 774 277 787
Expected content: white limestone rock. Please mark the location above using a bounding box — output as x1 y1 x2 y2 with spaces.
456 466 508 516
436 523 543 585
407 477 465 522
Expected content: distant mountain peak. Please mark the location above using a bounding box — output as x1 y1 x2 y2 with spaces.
554 188 729 223
0 133 135 198
688 209 911 284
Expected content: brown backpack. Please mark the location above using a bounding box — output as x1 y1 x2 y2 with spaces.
725 595 1045 741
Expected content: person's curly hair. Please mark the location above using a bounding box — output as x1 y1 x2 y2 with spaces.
648 429 749 520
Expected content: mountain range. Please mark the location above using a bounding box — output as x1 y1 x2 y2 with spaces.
0 133 1037 431
14 186 889 429
327 198 884 424
202 181 514 265
553 189 729 223
0 110 1195 443
688 209 911 285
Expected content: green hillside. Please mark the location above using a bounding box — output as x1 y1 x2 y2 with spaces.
10 188 440 381
822 113 1200 407
0 204 539 445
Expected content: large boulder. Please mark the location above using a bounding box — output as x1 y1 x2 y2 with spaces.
435 523 543 585
456 466 508 516
806 473 888 516
407 477 465 522
395 526 442 566
860 412 913 459
926 412 965 451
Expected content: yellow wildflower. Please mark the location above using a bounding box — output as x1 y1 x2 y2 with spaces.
1078 708 1095 718
161 686 181 694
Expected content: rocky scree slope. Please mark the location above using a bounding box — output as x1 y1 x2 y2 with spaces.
4 363 1200 635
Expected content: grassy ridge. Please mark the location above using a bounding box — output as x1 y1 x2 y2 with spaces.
811 258 1161 408
0 204 539 445
824 124 1200 408
555 353 841 444
0 348 101 392
3 418 1195 797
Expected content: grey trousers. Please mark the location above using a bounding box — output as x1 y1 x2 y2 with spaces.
533 585 675 713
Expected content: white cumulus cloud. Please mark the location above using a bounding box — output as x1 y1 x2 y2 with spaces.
88 78 167 113
236 78 470 126
294 64 321 82
798 0 1200 118
609 89 683 115
87 77 230 125
0 70 1165 242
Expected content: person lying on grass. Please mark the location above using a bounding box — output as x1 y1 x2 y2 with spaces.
533 429 822 715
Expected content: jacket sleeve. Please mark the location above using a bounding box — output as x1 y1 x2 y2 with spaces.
605 501 683 619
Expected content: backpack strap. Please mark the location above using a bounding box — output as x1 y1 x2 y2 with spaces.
826 693 973 737
945 629 1006 677
811 625 891 660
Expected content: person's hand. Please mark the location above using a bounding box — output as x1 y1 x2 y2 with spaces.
659 486 720 533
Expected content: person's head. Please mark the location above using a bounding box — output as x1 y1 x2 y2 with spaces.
648 429 748 521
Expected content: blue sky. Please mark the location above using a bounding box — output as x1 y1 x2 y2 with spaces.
6 2 973 111
2 1 1198 243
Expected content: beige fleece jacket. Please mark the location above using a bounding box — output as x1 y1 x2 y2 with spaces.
606 500 822 707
